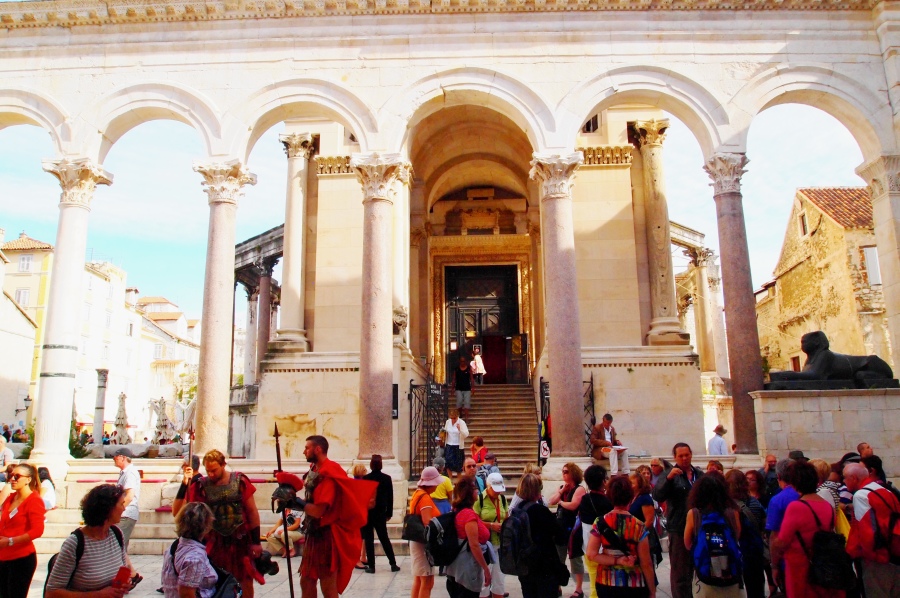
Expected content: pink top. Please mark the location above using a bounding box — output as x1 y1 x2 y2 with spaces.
455 508 490 544
778 498 836 551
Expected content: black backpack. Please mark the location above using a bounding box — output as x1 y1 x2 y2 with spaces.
424 510 464 566
45 526 124 592
499 501 538 576
795 500 856 591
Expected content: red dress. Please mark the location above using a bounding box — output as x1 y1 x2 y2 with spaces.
778 499 845 598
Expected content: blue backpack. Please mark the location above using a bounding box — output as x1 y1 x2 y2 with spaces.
691 508 743 587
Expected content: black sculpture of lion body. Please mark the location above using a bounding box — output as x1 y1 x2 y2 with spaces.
768 331 894 386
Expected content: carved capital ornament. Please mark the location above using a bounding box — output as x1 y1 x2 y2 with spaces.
704 153 749 196
632 119 670 148
856 155 900 197
529 152 584 200
193 160 257 205
279 132 315 160
350 152 411 203
42 158 113 209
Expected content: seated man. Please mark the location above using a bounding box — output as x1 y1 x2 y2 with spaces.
589 413 629 475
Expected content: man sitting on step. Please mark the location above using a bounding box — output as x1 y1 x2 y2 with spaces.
589 413 630 475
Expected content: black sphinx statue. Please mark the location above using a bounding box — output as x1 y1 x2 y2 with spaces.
766 331 898 390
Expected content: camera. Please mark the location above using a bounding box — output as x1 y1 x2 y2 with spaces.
255 551 280 577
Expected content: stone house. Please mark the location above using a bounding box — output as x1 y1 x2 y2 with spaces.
755 187 891 375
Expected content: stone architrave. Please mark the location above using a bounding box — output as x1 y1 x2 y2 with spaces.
351 152 410 460
32 158 112 480
856 155 900 359
686 247 718 372
193 160 256 455
256 260 274 376
276 132 315 350
529 152 584 457
704 152 762 453
632 119 690 345
94 368 109 449
244 286 259 383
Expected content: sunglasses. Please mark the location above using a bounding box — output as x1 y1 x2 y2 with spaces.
562 470 570 474
9 473 30 482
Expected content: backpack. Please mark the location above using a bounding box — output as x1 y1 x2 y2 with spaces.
424 510 464 566
737 504 765 568
795 500 856 591
867 489 900 565
691 509 743 587
169 539 243 598
45 526 124 592
499 502 538 576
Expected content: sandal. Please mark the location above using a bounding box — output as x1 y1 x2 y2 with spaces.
569 591 584 598
130 573 144 590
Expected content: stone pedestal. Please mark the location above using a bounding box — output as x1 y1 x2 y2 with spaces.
705 153 763 454
530 152 584 457
32 158 112 481
193 160 256 456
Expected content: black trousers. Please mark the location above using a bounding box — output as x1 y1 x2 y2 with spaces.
0 552 37 598
363 515 396 568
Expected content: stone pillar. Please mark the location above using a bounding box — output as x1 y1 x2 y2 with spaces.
686 247 718 372
704 153 762 453
529 153 584 457
632 119 689 345
392 170 412 346
856 156 900 358
276 133 315 350
93 368 109 449
256 261 274 378
707 267 730 377
32 158 112 479
351 152 410 460
193 160 256 455
244 287 259 384
410 226 425 358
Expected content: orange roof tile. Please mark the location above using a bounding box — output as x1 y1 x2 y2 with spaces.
137 296 170 304
2 233 52 251
187 319 200 327
147 312 183 321
798 187 872 229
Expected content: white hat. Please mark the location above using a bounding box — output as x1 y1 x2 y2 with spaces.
418 466 442 487
487 472 505 493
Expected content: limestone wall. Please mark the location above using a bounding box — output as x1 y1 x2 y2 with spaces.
751 389 900 480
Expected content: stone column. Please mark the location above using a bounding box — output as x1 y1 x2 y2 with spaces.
707 267 730 377
856 156 900 359
276 133 315 350
410 226 426 358
243 287 259 384
256 261 274 378
392 170 412 346
529 153 584 457
93 368 109 449
351 153 410 460
686 248 717 372
32 158 112 479
632 119 689 345
704 153 762 453
193 160 256 455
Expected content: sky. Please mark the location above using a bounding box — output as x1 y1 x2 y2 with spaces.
0 104 865 325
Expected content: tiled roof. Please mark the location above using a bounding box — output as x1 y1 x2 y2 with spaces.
1 233 52 251
187 319 200 327
147 312 183 321
137 296 170 304
798 187 872 229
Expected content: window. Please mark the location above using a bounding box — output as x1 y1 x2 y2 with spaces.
126 322 133 337
154 343 163 359
81 337 88 355
126 350 132 366
790 356 801 372
14 288 29 306
17 255 32 272
108 283 114 299
102 344 110 360
105 311 112 328
798 212 809 236
864 246 882 286
582 114 599 134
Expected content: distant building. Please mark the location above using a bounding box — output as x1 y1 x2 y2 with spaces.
755 187 891 375
0 230 37 427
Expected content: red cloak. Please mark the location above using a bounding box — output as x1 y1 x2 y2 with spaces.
276 461 377 593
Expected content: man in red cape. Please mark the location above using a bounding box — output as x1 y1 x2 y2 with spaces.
276 435 377 598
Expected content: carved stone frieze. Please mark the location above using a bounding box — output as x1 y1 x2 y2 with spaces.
529 152 584 200
410 227 427 248
704 153 749 196
856 155 900 197
279 132 315 160
631 119 669 147
579 146 634 166
42 158 113 209
0 0 876 26
316 156 352 175
193 159 257 205
350 152 411 202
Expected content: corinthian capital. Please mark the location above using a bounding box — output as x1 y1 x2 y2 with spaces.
529 152 584 200
193 160 257 205
349 152 411 203
42 158 113 210
280 133 315 160
631 119 670 148
856 155 900 197
704 153 749 196
684 247 716 268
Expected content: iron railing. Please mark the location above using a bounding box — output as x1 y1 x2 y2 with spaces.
536 375 596 460
539 377 550 463
409 379 449 479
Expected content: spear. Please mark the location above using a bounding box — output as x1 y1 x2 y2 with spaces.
273 423 296 598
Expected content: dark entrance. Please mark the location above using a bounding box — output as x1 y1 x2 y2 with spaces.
445 265 527 384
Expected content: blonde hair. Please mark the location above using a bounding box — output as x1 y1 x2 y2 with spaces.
517 473 543 502
809 459 831 484
202 449 226 466
523 463 542 476
350 464 367 478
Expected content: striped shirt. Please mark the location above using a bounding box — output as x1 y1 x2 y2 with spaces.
161 537 218 598
592 511 649 588
45 527 127 591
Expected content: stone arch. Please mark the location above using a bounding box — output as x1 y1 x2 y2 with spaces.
426 152 529 208
729 64 893 161
558 66 728 157
231 79 378 160
382 67 555 153
0 87 69 154
81 82 223 163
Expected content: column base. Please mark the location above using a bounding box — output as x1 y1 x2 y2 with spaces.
647 318 691 345
271 329 310 353
28 448 72 483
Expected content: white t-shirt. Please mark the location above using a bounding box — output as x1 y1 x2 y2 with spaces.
0 447 14 467
41 478 57 510
117 463 141 520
